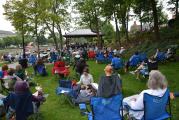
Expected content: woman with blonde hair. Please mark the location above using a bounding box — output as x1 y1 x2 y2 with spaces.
123 70 168 120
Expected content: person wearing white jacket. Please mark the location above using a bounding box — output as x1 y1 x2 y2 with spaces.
123 70 168 119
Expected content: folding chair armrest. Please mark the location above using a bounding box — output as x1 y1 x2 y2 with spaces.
123 102 143 112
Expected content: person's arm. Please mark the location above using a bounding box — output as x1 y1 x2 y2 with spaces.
90 74 94 83
97 76 103 97
32 94 45 102
77 75 83 84
130 91 144 110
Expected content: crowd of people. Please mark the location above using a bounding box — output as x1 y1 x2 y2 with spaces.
0 43 178 120
0 63 46 120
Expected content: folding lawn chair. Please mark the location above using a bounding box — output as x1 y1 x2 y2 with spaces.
52 61 70 78
129 55 141 67
139 53 148 62
96 53 105 63
56 80 78 106
79 94 123 120
88 51 96 59
112 58 124 71
35 65 47 76
124 89 171 120
156 52 166 62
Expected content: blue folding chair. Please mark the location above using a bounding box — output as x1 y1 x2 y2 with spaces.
107 52 114 62
112 58 124 70
143 89 171 120
79 94 123 120
96 53 105 63
139 53 148 62
36 65 47 76
124 89 171 120
56 80 78 106
156 52 166 62
28 55 37 65
129 55 140 67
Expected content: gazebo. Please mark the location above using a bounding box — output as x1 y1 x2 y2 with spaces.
63 29 104 46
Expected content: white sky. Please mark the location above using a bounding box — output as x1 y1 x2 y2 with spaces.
0 0 173 33
0 0 14 32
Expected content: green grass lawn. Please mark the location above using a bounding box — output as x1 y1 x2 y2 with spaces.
26 61 179 120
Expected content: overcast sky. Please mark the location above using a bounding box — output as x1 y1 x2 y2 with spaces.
0 0 14 32
0 0 172 33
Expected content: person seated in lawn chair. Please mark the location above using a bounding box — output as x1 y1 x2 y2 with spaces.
131 60 149 80
165 47 177 61
125 51 140 72
75 57 88 76
52 58 70 78
28 53 37 66
95 51 105 63
71 83 98 105
1 81 45 120
111 54 124 72
1 64 9 78
97 65 122 98
2 68 17 92
81 48 88 60
147 56 158 72
77 67 94 86
87 49 96 59
123 70 168 120
49 51 58 63
15 64 26 81
34 59 47 76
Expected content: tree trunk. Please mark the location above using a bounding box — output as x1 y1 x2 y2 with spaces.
151 0 160 40
94 11 102 49
45 21 59 51
114 12 121 47
57 24 63 56
140 14 143 31
52 21 59 51
126 13 129 41
176 0 179 17
22 24 25 59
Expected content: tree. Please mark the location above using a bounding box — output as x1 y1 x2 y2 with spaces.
102 0 121 46
101 22 115 44
40 0 70 53
74 0 104 48
151 0 160 40
3 0 30 58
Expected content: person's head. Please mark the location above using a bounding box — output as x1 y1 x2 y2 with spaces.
8 68 15 76
83 67 89 75
14 81 29 94
16 64 23 71
147 70 167 90
2 64 8 71
149 56 156 61
104 65 113 76
37 58 44 65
